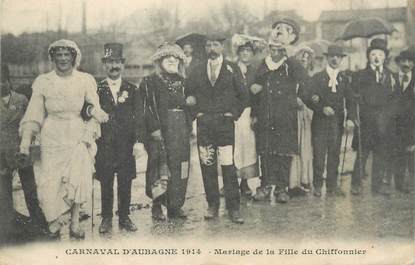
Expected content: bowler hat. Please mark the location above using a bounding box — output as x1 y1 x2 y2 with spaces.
271 17 300 44
395 47 415 62
367 38 389 57
206 34 226 43
323 44 346 57
102 43 125 62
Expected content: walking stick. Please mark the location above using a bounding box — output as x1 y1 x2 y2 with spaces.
340 128 349 176
356 102 363 181
91 175 94 238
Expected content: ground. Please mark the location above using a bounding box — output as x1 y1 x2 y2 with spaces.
10 134 414 243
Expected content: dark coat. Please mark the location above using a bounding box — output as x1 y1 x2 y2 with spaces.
309 70 353 130
186 58 246 120
393 71 415 149
95 78 146 180
351 66 399 150
251 57 309 155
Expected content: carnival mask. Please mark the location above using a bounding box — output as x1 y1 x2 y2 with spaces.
369 50 386 67
270 23 297 46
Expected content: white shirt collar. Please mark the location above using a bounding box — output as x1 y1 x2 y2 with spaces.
106 77 122 101
107 77 122 86
370 64 383 72
265 55 287 71
326 65 339 77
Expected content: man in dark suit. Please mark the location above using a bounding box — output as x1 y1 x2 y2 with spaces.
91 43 147 233
392 48 415 193
350 39 398 195
308 45 355 197
187 34 245 224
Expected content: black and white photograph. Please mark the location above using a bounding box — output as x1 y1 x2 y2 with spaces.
0 0 414 264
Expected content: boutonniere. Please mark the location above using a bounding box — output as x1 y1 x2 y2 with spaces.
117 90 129 103
226 65 233 73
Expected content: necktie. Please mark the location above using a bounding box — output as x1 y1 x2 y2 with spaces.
375 66 383 83
210 61 218 86
401 73 409 92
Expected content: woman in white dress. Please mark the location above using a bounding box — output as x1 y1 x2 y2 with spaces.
289 46 315 196
19 40 108 239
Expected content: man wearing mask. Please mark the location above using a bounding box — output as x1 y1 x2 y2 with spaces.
309 45 355 197
187 34 245 224
392 48 415 193
250 18 309 203
350 38 398 196
92 43 147 233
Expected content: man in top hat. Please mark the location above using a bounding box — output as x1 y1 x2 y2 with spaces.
91 43 147 233
250 18 309 203
0 64 48 243
350 38 398 195
186 34 245 224
391 47 415 193
308 44 355 197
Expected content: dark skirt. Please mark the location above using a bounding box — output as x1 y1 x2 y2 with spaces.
146 110 190 210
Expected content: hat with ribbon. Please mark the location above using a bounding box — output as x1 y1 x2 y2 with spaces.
150 42 186 62
102 43 125 62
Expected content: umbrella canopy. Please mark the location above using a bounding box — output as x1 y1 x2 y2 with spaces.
175 33 207 61
302 39 331 58
337 17 396 41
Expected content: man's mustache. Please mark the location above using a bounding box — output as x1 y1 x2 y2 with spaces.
110 67 121 72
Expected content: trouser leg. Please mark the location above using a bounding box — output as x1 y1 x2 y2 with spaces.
312 126 328 190
351 147 370 188
372 147 386 191
166 160 188 211
117 174 132 219
221 165 240 211
18 166 47 228
0 160 14 243
100 174 115 219
199 145 220 208
275 155 292 192
326 122 342 191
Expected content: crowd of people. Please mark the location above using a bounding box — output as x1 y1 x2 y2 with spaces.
0 17 414 243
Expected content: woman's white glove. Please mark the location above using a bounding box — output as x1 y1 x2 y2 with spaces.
91 107 109 123
133 142 147 158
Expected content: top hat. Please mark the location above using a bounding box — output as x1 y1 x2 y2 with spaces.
395 46 415 62
323 44 346 57
271 17 300 44
206 34 226 43
102 43 125 62
367 38 389 57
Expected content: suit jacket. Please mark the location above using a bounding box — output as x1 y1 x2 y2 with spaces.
309 70 353 130
186 58 245 120
94 78 146 180
393 71 415 148
251 57 309 155
351 66 399 149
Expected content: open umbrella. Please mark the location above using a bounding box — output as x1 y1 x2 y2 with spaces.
337 17 396 41
175 33 207 61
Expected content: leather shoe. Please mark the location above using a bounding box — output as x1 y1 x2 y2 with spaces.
313 187 322 197
229 210 244 224
240 181 253 197
276 191 290 203
99 217 112 234
168 209 187 219
204 207 219 220
152 204 166 221
253 186 271 201
119 216 137 232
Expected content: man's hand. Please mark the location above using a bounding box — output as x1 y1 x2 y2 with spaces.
133 142 147 158
19 145 30 156
91 107 109 123
345 119 355 132
250 84 263 95
323 106 335 116
151 130 162 141
185 96 196 107
311 95 320 104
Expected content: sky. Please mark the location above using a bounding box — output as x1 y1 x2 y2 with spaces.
0 0 407 35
